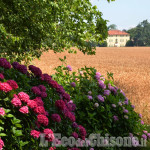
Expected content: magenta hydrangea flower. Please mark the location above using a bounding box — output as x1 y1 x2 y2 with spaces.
12 62 27 74
66 65 72 71
51 114 61 123
38 85 46 92
70 82 76 87
0 138 4 150
0 58 11 69
19 106 29 114
29 65 42 77
78 125 87 140
7 80 18 90
34 106 46 115
11 97 22 107
0 82 12 93
18 92 30 103
97 95 104 102
37 114 49 126
31 86 41 96
55 100 66 110
72 122 78 128
42 74 52 82
71 132 78 139
30 130 41 139
34 97 44 106
40 92 47 98
0 73 4 80
62 92 70 101
0 108 5 116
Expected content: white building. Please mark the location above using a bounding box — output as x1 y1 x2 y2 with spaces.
106 30 130 47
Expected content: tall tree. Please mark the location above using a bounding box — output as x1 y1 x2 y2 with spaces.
0 0 114 64
108 24 117 30
127 20 150 46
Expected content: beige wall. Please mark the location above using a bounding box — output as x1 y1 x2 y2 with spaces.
106 35 130 47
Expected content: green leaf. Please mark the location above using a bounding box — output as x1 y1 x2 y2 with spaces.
0 133 7 136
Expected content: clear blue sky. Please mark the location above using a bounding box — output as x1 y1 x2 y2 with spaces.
90 0 150 30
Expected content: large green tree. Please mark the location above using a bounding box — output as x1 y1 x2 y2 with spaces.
0 0 114 64
127 20 150 46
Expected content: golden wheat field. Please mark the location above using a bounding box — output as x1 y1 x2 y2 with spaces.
33 47 150 123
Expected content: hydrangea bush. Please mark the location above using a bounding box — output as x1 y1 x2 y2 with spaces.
53 63 150 149
0 58 86 150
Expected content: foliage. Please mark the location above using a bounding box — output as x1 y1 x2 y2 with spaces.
0 0 115 64
52 60 150 149
108 24 117 30
125 40 134 47
0 58 87 150
127 20 150 46
97 41 107 47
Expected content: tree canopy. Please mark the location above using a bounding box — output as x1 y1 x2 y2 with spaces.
108 24 117 30
0 0 115 63
127 20 150 46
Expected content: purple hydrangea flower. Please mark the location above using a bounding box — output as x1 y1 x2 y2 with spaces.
113 115 119 121
88 95 93 100
104 90 111 96
66 65 72 71
142 134 147 140
131 105 135 109
141 120 144 125
123 109 129 113
139 114 142 118
97 95 104 102
88 91 92 95
124 100 128 105
112 104 116 108
98 80 106 89
70 82 76 87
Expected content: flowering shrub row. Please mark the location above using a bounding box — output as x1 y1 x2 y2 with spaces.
53 64 150 149
0 58 86 150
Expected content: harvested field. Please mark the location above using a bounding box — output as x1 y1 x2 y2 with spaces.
33 47 150 123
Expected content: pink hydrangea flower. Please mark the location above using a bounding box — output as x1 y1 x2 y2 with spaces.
30 130 41 139
0 138 4 150
49 147 56 150
0 108 5 116
18 92 30 103
0 82 12 93
19 106 29 114
27 100 37 109
11 97 22 107
43 129 55 142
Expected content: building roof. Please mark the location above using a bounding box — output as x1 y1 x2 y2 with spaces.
108 30 129 36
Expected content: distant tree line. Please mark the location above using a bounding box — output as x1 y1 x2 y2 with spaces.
126 20 150 47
